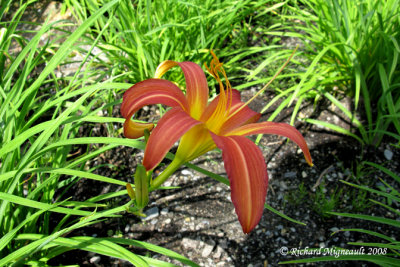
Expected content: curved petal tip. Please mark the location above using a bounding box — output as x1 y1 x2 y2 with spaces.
124 117 154 139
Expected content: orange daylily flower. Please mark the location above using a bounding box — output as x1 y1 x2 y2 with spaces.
121 52 313 233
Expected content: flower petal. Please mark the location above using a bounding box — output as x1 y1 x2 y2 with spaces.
143 108 201 171
121 79 189 119
211 134 268 234
123 112 154 139
220 89 261 134
155 60 209 120
227 122 313 166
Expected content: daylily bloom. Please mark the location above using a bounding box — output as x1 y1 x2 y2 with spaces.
121 52 313 233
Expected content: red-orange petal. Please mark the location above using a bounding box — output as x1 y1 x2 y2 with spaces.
155 61 209 120
143 108 201 171
211 134 268 234
219 89 261 134
123 112 154 139
121 79 189 119
178 62 209 119
227 122 313 166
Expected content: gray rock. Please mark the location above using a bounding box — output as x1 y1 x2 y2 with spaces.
181 169 193 176
284 171 297 178
330 227 339 232
90 256 101 264
202 243 214 257
219 240 228 249
279 181 288 190
142 207 159 221
160 208 169 215
213 246 224 259
181 238 198 250
384 149 393 160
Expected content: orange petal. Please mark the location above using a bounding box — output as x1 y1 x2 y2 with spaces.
121 79 189 119
143 108 201 171
211 134 268 234
123 112 154 139
155 61 209 120
227 122 313 166
219 89 261 134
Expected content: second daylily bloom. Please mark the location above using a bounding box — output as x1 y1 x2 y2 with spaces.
121 52 313 233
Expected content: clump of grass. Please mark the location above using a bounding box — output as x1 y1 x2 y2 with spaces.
0 1 199 265
63 0 283 88
260 0 400 146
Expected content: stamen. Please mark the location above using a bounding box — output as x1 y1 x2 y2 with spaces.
227 46 298 120
204 50 235 132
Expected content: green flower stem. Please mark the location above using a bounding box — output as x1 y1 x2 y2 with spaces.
150 157 185 190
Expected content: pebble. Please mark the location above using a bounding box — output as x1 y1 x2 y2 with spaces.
124 224 130 233
160 208 169 215
142 207 159 221
219 240 228 249
181 169 193 176
279 181 288 190
301 171 307 178
330 227 339 232
384 149 393 160
344 231 351 237
213 246 224 259
284 171 297 178
89 256 101 264
181 238 198 250
202 243 214 257
165 218 171 224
